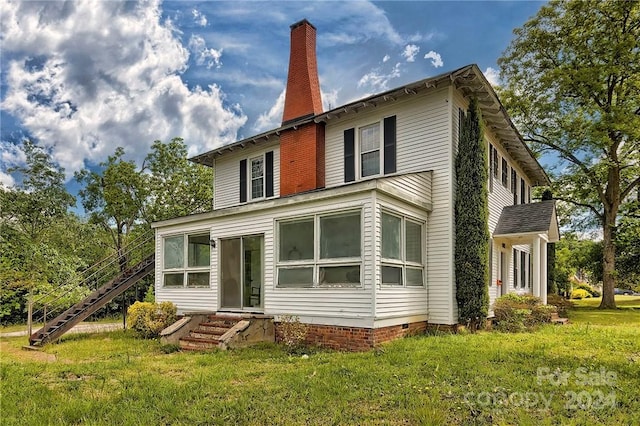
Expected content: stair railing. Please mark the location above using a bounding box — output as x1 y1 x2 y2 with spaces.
27 230 155 336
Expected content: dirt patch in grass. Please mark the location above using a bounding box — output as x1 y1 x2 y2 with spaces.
0 341 57 362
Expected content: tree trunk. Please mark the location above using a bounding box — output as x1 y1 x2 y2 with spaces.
599 208 618 309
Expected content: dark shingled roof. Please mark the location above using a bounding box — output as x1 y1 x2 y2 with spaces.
494 200 558 238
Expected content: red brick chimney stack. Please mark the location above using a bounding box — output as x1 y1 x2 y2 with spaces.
282 19 323 124
279 19 325 196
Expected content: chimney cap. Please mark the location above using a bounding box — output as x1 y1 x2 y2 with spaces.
290 19 316 31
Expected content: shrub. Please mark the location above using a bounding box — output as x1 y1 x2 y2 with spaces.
570 288 591 299
127 301 177 338
277 315 308 354
575 283 600 297
493 294 555 332
547 294 573 317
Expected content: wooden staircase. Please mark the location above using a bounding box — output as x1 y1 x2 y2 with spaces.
179 315 243 351
29 255 155 346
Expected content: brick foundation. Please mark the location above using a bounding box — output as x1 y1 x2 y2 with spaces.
274 321 431 351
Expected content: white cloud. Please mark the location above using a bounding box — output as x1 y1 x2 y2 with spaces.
402 44 420 62
357 62 401 91
253 89 286 132
0 171 15 188
424 50 444 68
483 67 501 87
188 35 223 69
0 0 246 175
192 8 207 27
382 54 390 63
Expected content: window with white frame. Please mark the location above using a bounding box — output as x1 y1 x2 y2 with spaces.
360 123 381 177
381 211 425 287
250 156 264 200
277 210 362 288
163 233 210 288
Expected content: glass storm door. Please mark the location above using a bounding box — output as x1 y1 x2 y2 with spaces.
220 235 263 310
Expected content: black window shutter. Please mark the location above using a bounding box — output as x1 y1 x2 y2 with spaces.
239 159 247 203
344 128 355 182
265 151 274 197
383 115 396 174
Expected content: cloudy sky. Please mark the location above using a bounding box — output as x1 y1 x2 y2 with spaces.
0 0 544 189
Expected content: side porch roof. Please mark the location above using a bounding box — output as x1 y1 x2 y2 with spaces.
493 200 560 243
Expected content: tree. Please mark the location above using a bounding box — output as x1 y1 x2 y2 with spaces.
498 0 640 308
141 138 213 224
0 140 75 241
76 147 146 271
0 141 94 323
455 98 490 330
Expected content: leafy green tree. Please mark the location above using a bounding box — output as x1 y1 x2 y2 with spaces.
141 138 213 224
76 147 146 271
455 98 490 330
0 141 75 241
498 0 640 308
0 141 91 323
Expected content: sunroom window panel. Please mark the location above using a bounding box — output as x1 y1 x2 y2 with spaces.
278 267 314 287
320 213 361 259
163 273 184 287
279 219 314 261
382 265 402 285
405 221 422 263
406 267 424 287
188 234 210 267
382 213 401 260
164 236 184 269
187 272 210 288
319 265 360 285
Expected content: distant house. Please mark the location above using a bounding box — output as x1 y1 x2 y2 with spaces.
152 20 559 350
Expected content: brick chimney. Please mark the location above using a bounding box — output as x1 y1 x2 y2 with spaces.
280 19 325 196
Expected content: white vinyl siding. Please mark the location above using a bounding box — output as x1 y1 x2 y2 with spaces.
213 141 280 210
325 88 453 324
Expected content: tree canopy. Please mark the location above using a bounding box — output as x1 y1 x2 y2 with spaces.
498 0 640 308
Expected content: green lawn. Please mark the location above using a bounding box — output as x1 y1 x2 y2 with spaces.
1 307 639 425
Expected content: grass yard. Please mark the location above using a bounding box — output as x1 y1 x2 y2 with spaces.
1 306 639 425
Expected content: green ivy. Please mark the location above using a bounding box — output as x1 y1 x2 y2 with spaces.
455 98 490 330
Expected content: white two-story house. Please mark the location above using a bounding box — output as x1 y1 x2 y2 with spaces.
151 20 559 350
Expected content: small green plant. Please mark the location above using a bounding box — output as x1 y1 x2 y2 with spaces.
127 301 177 338
277 315 308 354
159 343 180 354
493 294 555 332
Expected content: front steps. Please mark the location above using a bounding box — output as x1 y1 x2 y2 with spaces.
550 312 569 325
179 315 240 351
165 314 274 351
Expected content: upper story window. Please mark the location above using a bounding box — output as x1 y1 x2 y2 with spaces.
163 233 210 288
520 178 526 204
250 156 264 199
277 210 362 288
511 168 518 204
344 116 396 182
501 158 508 187
360 123 381 177
381 211 425 287
240 151 274 203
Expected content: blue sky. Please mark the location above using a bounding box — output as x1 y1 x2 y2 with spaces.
0 0 545 189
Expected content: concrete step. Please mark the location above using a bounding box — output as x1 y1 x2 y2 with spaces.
198 323 233 334
190 330 225 340
179 337 220 351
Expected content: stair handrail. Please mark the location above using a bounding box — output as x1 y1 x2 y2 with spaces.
28 230 155 328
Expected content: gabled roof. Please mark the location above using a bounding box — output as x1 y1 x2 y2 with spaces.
494 200 559 242
190 64 550 186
